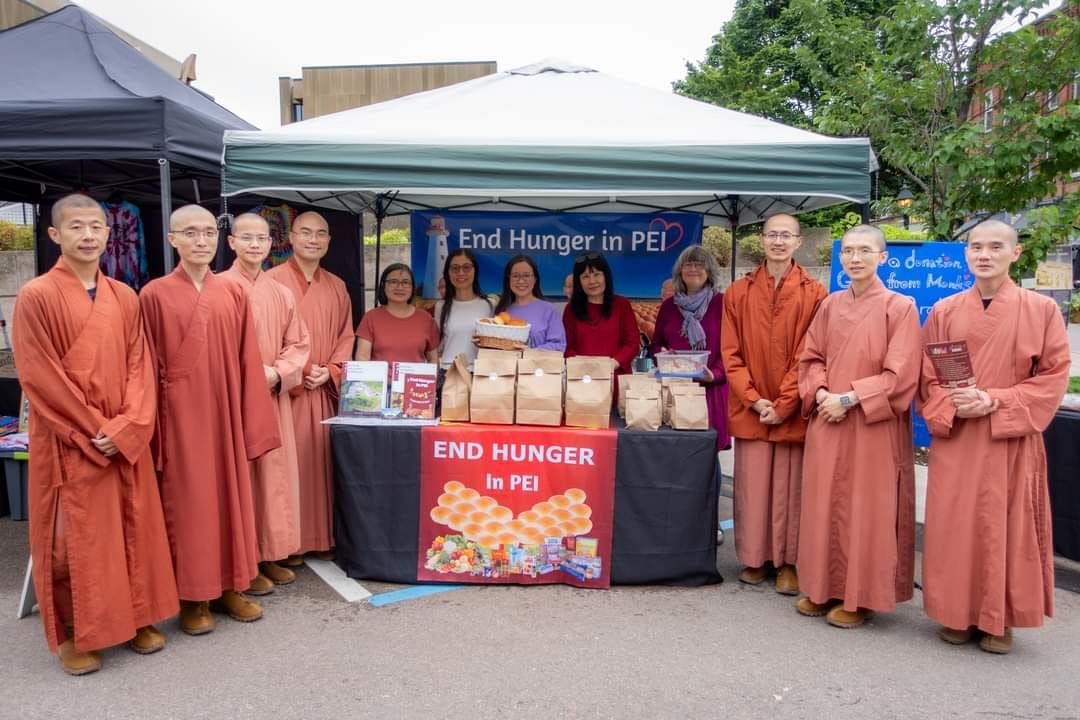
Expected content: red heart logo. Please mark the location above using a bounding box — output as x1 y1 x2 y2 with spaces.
649 217 684 252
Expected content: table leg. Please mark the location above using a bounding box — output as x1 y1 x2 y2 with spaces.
17 556 35 619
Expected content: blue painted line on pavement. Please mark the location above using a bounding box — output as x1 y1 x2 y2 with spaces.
368 584 465 607
719 519 734 531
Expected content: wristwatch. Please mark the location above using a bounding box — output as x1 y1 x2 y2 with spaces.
839 393 853 407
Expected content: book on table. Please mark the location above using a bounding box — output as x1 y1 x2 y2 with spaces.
338 361 389 416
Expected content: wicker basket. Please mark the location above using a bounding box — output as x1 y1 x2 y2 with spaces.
475 319 531 350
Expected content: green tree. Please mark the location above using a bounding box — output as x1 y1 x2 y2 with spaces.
678 0 1080 251
814 0 1080 239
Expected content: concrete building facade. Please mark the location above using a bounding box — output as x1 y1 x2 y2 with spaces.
278 61 496 125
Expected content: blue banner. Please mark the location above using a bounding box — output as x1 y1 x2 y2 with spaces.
410 211 703 300
829 240 974 445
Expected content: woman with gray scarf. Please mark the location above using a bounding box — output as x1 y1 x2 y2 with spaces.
649 245 731 451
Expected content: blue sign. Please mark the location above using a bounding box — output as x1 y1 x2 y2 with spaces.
410 211 703 300
829 240 974 446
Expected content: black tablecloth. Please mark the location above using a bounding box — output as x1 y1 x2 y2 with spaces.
1045 410 1080 562
331 421 721 586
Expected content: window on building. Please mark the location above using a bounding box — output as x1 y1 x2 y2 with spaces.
1073 72 1080 102
982 90 994 132
1047 88 1059 111
291 102 304 122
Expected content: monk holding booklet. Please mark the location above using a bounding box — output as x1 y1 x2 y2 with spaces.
919 219 1070 654
13 193 178 675
796 225 921 629
141 205 281 635
224 213 311 593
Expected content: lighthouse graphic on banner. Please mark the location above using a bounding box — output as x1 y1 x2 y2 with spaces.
423 215 450 299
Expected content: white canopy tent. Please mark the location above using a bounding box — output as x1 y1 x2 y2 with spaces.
222 59 876 284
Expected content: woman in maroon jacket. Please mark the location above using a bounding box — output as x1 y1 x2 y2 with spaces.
562 253 640 383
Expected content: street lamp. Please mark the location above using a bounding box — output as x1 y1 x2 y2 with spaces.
896 184 914 229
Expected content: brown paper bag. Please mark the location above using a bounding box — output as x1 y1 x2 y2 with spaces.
521 348 564 362
671 383 709 430
661 377 693 426
516 355 565 426
470 354 518 424
440 354 472 421
619 373 658 419
565 356 613 429
625 380 662 431
477 347 522 361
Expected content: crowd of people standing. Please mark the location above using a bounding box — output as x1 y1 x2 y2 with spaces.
11 194 1069 676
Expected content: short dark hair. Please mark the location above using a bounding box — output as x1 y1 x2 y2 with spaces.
570 252 614 320
377 263 417 306
51 193 102 227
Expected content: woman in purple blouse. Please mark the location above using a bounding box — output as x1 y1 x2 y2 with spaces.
649 245 730 450
494 255 567 352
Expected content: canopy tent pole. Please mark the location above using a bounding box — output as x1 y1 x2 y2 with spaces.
159 158 173 273
727 195 740 284
373 195 386 306
358 213 367 315
859 203 870 223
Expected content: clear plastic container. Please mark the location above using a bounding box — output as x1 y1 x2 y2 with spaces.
655 350 710 378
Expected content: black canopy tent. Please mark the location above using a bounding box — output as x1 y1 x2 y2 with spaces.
0 4 255 275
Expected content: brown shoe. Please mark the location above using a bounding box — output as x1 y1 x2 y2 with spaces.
310 550 335 562
738 566 768 585
212 590 263 622
979 628 1013 654
128 625 166 655
937 626 976 645
282 554 305 567
247 573 275 596
826 605 872 629
59 639 101 676
775 565 800 596
180 600 215 636
796 596 838 617
261 561 296 585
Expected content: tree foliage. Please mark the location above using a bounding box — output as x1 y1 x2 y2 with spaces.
677 0 1080 246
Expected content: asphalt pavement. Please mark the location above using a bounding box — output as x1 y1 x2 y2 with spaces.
1 500 1079 720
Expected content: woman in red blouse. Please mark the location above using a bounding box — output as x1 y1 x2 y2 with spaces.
562 253 640 379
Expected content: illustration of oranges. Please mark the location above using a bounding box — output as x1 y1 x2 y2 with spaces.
443 481 465 495
437 493 458 508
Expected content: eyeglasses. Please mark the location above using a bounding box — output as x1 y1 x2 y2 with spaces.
510 273 535 282
385 279 413 288
763 232 801 241
233 234 270 244
173 228 217 240
839 247 883 258
683 261 707 270
448 263 474 274
294 228 329 240
574 252 602 265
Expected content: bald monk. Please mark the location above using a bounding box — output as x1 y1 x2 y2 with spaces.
140 205 280 635
795 225 921 628
919 220 1069 654
266 211 354 562
12 194 178 675
721 213 826 594
223 214 311 593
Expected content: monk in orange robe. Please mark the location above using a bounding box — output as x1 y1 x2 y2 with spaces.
795 224 922 628
721 213 826 594
12 193 178 675
919 220 1069 654
140 205 280 635
266 211 354 561
223 213 311 593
